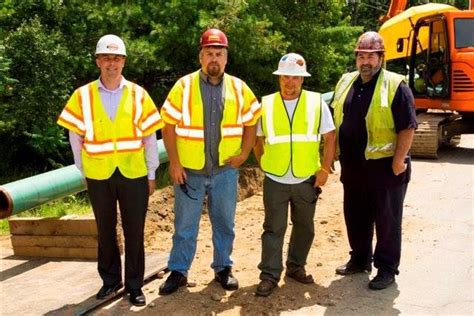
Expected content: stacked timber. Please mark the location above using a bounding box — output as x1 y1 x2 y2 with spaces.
8 215 122 259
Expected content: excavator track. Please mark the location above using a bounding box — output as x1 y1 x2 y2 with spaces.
411 113 446 158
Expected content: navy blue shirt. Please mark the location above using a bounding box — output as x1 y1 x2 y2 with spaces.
338 70 418 188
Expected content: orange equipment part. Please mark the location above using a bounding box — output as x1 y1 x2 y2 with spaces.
379 0 408 23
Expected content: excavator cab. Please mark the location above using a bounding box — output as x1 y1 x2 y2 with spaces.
409 16 450 98
379 2 474 158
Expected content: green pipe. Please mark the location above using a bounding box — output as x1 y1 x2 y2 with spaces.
0 139 168 219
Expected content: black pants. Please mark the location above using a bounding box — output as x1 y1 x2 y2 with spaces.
343 182 407 275
87 169 149 290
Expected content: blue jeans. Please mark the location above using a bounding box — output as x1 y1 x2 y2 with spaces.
168 168 238 276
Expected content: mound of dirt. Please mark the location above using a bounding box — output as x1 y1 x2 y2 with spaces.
144 167 264 251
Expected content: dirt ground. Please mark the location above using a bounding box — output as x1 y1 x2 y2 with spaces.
1 136 472 315
97 165 362 315
105 136 472 315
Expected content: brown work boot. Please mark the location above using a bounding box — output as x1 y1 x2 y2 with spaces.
285 267 314 284
255 279 278 297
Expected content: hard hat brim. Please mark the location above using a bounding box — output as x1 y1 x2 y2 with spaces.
272 70 311 77
354 49 385 53
95 51 127 56
200 43 228 48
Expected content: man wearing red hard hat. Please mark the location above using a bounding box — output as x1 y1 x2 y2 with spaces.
159 28 261 295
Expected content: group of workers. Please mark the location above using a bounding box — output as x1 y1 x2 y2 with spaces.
57 28 417 306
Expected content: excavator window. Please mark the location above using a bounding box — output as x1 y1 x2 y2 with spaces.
412 17 449 98
454 18 474 48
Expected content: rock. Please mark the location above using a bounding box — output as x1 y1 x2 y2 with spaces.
157 271 166 279
148 302 156 308
211 293 222 301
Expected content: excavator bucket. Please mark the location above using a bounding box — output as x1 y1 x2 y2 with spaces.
379 3 458 61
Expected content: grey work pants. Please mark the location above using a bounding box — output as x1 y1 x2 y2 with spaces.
258 176 319 282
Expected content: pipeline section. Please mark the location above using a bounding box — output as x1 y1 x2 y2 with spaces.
0 139 168 219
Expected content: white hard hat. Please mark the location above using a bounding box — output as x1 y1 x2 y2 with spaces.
95 34 127 56
273 53 311 77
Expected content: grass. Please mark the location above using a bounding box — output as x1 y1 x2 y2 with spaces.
0 164 173 236
0 194 92 236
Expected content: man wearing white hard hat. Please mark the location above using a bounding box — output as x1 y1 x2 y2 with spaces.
253 53 336 296
57 34 164 306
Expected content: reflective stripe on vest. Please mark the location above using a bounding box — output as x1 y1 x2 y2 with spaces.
79 82 144 154
175 72 245 139
170 71 252 169
332 69 403 159
264 92 320 145
261 90 322 177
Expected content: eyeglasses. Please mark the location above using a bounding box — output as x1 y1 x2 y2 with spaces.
180 181 197 200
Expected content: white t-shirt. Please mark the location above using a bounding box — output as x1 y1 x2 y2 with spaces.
257 96 335 184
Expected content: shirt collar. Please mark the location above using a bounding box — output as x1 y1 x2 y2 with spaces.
98 76 127 93
199 70 224 85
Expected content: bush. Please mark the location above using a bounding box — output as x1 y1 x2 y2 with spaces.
1 17 73 172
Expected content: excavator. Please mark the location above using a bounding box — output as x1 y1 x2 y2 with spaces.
378 0 474 158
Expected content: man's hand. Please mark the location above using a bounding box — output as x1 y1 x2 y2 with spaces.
169 161 187 184
148 179 156 196
314 169 329 187
225 153 247 169
392 159 407 176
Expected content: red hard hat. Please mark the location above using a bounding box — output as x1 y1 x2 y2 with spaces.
200 28 228 48
354 31 385 53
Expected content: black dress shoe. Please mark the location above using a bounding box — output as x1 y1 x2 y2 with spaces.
159 271 187 295
96 282 123 299
129 289 146 306
368 271 395 290
215 266 239 291
335 260 372 275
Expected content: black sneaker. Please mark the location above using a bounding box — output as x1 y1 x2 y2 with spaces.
215 266 239 291
159 271 187 295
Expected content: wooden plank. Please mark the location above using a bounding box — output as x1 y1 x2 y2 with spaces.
11 235 98 248
8 217 97 236
12 246 98 259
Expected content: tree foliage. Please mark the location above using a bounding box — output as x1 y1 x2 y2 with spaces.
0 0 363 179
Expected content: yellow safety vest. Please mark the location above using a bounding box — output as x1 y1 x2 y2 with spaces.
57 80 164 180
332 69 404 160
260 90 322 177
161 70 261 170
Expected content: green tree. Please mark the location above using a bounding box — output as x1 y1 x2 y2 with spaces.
0 0 361 180
2 18 73 171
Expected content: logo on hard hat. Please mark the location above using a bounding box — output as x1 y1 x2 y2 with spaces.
296 59 304 66
107 43 119 51
208 35 220 41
